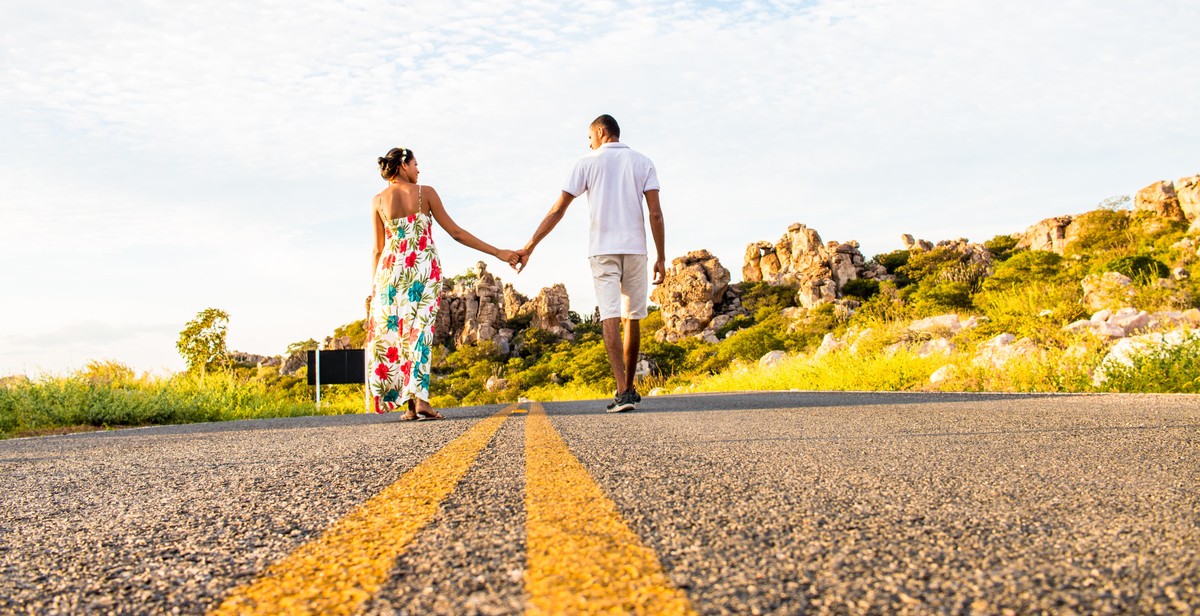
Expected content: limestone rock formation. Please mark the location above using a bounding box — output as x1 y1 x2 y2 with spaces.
1135 180 1186 223
513 283 575 340
1178 175 1200 219
651 250 735 342
280 352 306 376
435 261 574 353
1093 328 1200 386
900 234 934 251
502 284 528 321
973 334 1038 369
759 350 788 368
1081 272 1136 311
229 351 280 367
1014 215 1079 254
742 223 888 309
929 364 957 384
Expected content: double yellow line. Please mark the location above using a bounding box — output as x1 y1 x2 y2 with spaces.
211 402 695 615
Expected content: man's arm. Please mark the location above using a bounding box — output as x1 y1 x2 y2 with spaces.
645 189 666 284
517 191 576 271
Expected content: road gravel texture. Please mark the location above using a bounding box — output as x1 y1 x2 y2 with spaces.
1 392 1197 614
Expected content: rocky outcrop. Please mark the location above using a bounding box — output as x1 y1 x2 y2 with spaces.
1015 215 1079 254
229 351 280 367
514 283 574 340
1081 272 1136 311
436 262 505 347
1178 175 1200 221
900 234 934 251
280 352 306 376
1093 328 1200 386
973 334 1038 369
1132 174 1200 228
1135 180 1185 223
651 250 740 342
742 223 888 309
1063 307 1200 340
435 262 574 353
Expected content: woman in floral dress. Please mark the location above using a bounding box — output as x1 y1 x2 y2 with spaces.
367 147 519 420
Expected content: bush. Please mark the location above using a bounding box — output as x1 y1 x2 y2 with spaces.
1066 210 1132 256
332 319 367 348
982 250 1064 293
984 234 1020 262
717 314 754 339
840 278 880 300
1102 255 1170 282
716 324 786 365
874 250 910 277
1095 333 1200 393
641 337 688 376
740 281 799 322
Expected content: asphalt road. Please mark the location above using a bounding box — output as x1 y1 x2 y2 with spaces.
1 392 1197 614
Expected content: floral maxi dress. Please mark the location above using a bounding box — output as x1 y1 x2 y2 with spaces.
366 186 443 412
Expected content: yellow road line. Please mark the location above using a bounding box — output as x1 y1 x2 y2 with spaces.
209 404 518 616
524 402 696 615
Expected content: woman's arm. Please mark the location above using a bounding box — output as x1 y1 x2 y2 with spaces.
371 198 385 281
425 186 518 264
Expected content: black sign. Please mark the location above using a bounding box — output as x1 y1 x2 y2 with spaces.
305 349 366 385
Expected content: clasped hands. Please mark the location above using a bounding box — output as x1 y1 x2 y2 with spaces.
494 248 531 273
496 248 667 284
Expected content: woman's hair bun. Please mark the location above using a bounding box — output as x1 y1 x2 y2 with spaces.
378 147 413 180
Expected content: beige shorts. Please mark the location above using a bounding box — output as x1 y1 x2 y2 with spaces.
589 254 649 321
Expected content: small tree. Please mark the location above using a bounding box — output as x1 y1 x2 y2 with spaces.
177 308 230 383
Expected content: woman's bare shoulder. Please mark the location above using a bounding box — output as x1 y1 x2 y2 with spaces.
421 185 443 202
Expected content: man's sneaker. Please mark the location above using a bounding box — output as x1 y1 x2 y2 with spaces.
606 389 637 413
613 388 643 404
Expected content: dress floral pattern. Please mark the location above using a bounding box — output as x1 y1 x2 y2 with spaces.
366 189 443 413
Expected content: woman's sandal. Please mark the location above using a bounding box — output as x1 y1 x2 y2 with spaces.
399 400 419 421
416 402 444 421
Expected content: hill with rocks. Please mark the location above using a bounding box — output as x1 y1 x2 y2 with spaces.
240 171 1199 400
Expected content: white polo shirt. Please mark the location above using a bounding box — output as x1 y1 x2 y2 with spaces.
562 142 660 257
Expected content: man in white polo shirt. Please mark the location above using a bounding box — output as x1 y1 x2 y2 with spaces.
516 114 666 413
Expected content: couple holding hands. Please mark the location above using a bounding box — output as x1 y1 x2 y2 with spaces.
365 115 666 420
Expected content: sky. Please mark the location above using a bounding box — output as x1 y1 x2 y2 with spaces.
2 0 1198 376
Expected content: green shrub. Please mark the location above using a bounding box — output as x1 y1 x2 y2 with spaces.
1095 334 1200 393
849 280 909 325
717 314 755 339
984 234 1020 262
874 250 911 277
899 246 968 283
503 312 534 330
1102 255 1170 282
1066 210 1132 256
716 324 786 365
840 278 880 300
740 281 799 321
895 246 991 314
332 319 367 348
641 337 688 376
982 250 1064 292
514 327 562 359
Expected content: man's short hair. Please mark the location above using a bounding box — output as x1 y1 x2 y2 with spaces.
591 114 620 139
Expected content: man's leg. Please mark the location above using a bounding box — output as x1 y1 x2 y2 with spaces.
602 317 628 395
623 318 640 393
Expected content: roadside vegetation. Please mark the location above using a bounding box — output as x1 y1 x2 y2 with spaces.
3 202 1198 439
